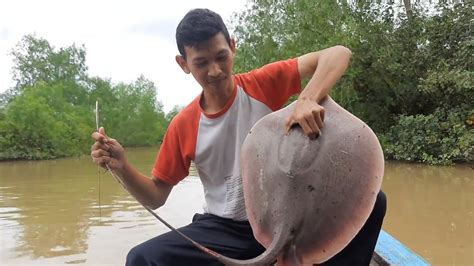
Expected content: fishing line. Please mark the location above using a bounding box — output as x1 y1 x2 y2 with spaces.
95 101 102 219
94 101 215 256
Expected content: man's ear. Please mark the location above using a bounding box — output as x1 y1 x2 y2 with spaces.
175 55 190 74
230 37 236 56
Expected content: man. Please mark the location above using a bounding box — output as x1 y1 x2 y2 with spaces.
91 8 386 266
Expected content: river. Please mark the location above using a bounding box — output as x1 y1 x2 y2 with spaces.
0 147 472 265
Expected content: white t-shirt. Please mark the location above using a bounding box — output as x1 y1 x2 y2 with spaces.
152 58 301 221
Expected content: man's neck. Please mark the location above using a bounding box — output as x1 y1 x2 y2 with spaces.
200 80 234 114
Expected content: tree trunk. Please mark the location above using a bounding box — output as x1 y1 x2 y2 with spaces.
403 0 413 22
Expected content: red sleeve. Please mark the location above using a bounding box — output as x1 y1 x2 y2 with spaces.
151 100 200 185
234 58 301 111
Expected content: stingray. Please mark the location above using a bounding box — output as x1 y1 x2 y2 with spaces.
238 97 384 265
116 97 384 265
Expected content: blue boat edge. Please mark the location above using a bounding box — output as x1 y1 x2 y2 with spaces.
372 230 430 266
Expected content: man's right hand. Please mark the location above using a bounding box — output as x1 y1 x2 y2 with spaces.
91 127 126 172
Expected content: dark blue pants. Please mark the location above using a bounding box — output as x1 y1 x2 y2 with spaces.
126 191 387 266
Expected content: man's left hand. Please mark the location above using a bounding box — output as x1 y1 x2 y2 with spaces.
285 97 325 140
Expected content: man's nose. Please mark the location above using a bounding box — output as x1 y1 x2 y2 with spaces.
208 62 222 77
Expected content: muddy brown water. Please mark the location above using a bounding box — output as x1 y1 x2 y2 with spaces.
0 148 472 265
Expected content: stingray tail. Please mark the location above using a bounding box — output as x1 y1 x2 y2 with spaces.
277 242 303 266
142 201 291 265
212 224 293 266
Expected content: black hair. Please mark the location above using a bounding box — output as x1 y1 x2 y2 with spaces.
175 8 231 60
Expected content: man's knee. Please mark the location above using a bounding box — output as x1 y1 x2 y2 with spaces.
126 245 148 266
126 242 164 266
374 190 387 220
366 191 387 227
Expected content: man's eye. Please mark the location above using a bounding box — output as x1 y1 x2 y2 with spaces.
217 56 227 61
195 62 207 68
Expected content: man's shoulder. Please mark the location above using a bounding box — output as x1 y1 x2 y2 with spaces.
233 58 298 91
234 58 298 76
169 97 201 129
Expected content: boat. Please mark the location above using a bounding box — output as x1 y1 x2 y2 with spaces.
371 230 430 265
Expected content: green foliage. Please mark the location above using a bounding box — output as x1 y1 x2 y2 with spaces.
0 35 170 160
382 107 473 164
2 34 88 104
232 1 354 72
103 76 168 146
232 0 473 164
165 105 184 123
350 2 473 130
0 86 76 159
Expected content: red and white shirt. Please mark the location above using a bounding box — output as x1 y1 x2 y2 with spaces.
152 58 301 220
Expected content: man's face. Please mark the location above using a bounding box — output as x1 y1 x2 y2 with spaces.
176 32 236 92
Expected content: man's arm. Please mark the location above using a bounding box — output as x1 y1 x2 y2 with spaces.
286 45 352 139
118 161 173 209
91 127 173 209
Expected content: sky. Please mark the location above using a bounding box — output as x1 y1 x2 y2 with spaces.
0 0 249 112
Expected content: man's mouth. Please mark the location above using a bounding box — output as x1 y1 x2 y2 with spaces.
207 77 226 84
